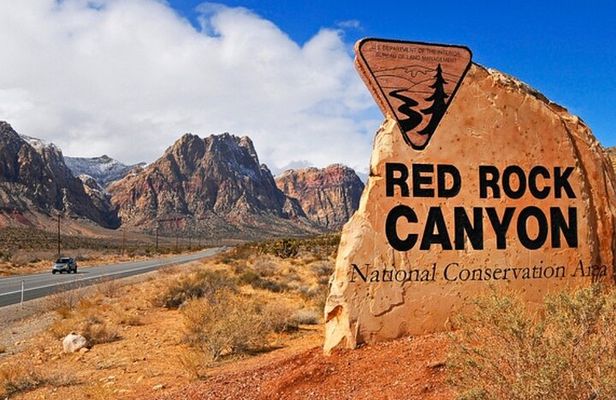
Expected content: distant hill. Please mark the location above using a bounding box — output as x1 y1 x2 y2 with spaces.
65 155 145 188
0 122 119 228
276 164 364 230
0 121 366 239
108 133 321 240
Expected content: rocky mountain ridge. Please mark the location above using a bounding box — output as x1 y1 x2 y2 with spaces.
0 122 365 238
108 133 321 239
0 122 119 228
65 155 145 188
275 164 364 230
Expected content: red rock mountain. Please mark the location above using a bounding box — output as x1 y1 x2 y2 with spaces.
0 121 365 238
608 147 615 172
275 164 364 230
109 133 320 240
0 121 119 228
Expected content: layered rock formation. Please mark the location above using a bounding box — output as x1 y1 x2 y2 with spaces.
78 174 116 221
0 122 119 228
109 133 321 239
275 164 364 230
608 147 616 172
324 66 616 352
65 155 145 188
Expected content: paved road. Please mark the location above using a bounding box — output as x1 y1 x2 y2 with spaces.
0 248 225 308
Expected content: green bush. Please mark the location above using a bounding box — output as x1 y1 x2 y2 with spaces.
448 285 616 400
223 234 340 262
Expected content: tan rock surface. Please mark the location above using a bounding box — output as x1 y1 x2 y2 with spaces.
324 64 616 352
608 147 616 172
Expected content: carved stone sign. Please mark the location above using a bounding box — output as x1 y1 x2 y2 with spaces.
324 38 616 352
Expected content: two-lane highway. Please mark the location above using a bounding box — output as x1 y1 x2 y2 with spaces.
0 247 224 307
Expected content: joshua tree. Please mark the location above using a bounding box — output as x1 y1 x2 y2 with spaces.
419 64 448 136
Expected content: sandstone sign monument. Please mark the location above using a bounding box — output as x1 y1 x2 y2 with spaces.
324 38 616 352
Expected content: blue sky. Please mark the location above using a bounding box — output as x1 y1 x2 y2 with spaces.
1 1 613 171
170 0 616 147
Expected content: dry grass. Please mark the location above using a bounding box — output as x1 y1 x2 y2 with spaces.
154 269 237 309
45 287 86 318
48 313 120 345
0 362 79 398
177 350 209 380
116 311 143 327
95 279 121 298
1 234 334 398
448 285 616 400
80 316 121 345
46 289 122 346
182 290 270 361
292 308 321 325
262 300 300 333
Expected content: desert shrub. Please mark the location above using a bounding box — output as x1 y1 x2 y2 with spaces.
448 286 616 400
218 234 340 264
252 258 278 277
262 300 299 333
298 284 328 310
251 277 287 293
238 270 288 293
0 364 44 397
272 239 299 258
117 313 143 327
0 363 78 398
96 279 121 298
182 290 269 361
0 250 11 262
292 308 321 325
46 288 86 318
48 312 120 345
231 259 248 274
48 318 75 339
154 270 237 309
312 261 334 278
238 269 260 285
81 318 120 345
254 238 304 259
177 350 208 380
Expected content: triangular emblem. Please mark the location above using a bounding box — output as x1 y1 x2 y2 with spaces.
355 39 472 150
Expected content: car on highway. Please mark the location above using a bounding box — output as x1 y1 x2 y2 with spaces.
51 257 78 274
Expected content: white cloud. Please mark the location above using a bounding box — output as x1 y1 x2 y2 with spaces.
0 0 379 173
336 19 362 30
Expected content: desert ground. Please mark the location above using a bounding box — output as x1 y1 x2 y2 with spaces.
1 235 615 400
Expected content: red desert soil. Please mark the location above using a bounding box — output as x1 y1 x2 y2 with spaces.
158 333 452 400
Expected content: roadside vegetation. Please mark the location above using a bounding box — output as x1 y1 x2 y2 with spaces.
0 226 211 276
152 234 337 376
0 234 337 398
448 285 616 400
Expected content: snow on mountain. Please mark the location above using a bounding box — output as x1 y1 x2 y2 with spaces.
64 155 145 188
20 134 59 153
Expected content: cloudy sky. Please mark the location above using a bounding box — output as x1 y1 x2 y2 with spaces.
0 1 614 174
0 0 379 174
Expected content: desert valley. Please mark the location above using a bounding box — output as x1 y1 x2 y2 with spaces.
1 2 616 400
